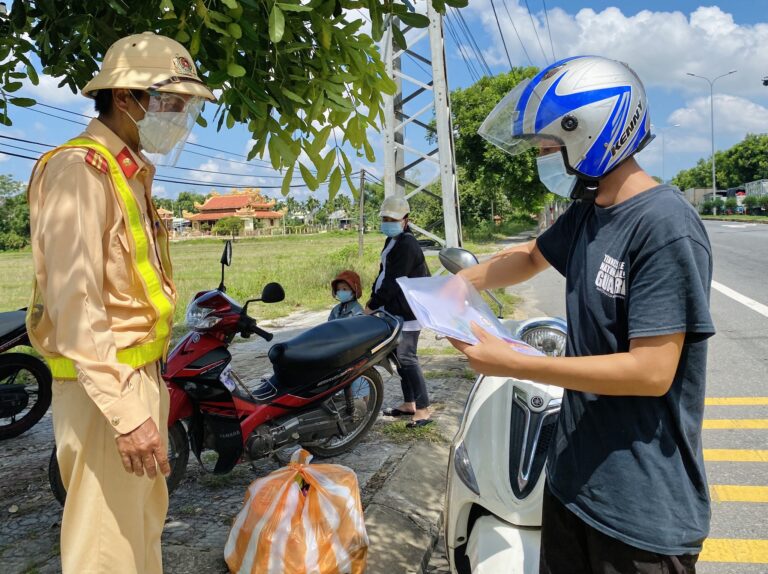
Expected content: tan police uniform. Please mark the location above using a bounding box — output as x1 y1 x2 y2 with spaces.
27 119 175 574
25 32 215 574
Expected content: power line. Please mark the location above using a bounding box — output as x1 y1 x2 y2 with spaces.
0 134 294 180
489 0 514 70
445 15 481 82
0 145 338 190
20 99 282 169
452 8 493 77
542 0 557 62
502 0 534 67
523 0 550 64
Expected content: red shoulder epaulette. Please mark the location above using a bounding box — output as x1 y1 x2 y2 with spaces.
116 147 139 179
84 148 108 174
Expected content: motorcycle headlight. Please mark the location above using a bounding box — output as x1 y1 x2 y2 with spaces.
185 301 221 331
453 441 480 496
516 317 567 357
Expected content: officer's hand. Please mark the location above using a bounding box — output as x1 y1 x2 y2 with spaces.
116 418 171 479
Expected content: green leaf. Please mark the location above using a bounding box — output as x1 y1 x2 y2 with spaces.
227 23 242 39
344 169 358 197
269 5 285 43
318 149 336 182
175 29 191 43
392 26 407 50
299 163 318 191
190 29 202 56
444 0 469 7
328 166 342 199
9 97 36 108
276 3 314 12
363 139 376 163
399 13 430 28
268 135 282 170
319 19 332 50
226 111 235 129
25 66 39 86
222 0 239 9
281 164 295 196
281 88 306 104
4 82 22 93
227 63 246 77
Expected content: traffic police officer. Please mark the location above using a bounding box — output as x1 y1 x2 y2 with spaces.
26 32 215 573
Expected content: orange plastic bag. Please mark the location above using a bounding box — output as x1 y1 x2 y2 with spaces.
224 449 368 574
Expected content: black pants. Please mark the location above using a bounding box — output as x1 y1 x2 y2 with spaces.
540 483 699 574
395 330 430 409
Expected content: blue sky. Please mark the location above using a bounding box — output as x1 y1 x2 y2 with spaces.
1 1 766 201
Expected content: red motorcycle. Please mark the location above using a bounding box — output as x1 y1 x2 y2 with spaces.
51 241 401 501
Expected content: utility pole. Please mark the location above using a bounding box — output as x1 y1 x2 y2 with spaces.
358 169 365 258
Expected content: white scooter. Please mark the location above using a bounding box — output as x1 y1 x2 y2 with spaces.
438 248 567 574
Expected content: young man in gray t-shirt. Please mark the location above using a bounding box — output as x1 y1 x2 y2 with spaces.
451 56 714 573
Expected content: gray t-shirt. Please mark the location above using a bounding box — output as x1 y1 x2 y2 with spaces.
536 185 715 555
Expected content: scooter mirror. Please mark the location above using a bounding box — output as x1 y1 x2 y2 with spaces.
220 240 233 267
439 247 479 275
261 282 285 304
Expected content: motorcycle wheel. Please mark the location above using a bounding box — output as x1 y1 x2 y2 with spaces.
0 352 52 440
307 367 384 458
49 420 190 506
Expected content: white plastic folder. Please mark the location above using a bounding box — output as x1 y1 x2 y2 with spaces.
396 275 543 356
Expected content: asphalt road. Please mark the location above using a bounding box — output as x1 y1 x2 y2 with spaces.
503 220 768 573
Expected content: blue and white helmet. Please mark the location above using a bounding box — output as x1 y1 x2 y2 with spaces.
478 56 653 181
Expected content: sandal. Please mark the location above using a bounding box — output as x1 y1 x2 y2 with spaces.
382 407 416 417
406 419 434 429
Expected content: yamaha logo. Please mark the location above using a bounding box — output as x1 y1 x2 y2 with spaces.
530 396 544 408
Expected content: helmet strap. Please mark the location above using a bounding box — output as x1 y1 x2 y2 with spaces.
571 179 598 202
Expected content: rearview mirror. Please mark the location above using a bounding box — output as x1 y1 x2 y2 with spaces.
220 240 233 266
261 282 285 304
439 247 479 275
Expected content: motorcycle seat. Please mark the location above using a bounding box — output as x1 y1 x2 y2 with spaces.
0 311 26 341
268 315 395 388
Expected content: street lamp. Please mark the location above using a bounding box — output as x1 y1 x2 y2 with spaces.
686 69 737 199
652 123 680 183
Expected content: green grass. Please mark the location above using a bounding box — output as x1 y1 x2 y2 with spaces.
378 420 446 444
0 230 529 328
701 215 768 223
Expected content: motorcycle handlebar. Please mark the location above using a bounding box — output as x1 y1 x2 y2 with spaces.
240 315 273 342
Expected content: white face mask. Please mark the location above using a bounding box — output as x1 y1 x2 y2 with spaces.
125 94 197 157
536 152 578 199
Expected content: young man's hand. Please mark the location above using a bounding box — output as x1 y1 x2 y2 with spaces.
449 322 528 377
115 418 170 479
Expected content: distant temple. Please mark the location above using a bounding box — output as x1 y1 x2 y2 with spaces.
156 207 174 230
184 189 284 232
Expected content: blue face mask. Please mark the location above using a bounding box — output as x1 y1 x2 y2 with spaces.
536 152 578 198
336 290 354 303
380 221 404 237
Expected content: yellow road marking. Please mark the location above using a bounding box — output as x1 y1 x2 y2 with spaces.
703 419 768 429
706 397 768 406
701 538 768 563
704 449 768 462
710 484 768 503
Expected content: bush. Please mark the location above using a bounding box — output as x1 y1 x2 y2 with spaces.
0 232 27 251
724 198 738 213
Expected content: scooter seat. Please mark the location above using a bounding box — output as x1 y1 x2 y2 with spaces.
0 311 26 341
268 315 394 388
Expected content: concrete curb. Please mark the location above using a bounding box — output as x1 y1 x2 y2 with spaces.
364 385 465 574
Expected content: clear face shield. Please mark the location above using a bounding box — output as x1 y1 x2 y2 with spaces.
478 79 564 156
132 90 204 166
478 79 579 199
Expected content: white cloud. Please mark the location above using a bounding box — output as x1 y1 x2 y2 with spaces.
0 154 9 163
470 2 767 97
668 94 768 136
23 73 84 106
